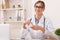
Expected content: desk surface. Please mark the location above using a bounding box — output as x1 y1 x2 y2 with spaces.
44 38 57 40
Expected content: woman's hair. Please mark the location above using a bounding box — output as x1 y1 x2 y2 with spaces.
34 1 45 8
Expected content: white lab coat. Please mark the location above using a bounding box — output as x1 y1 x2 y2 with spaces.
20 15 55 40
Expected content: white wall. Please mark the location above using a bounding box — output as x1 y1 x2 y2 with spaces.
26 0 60 28
43 0 60 28
26 0 38 19
0 0 2 4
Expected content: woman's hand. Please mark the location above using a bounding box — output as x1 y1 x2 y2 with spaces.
23 20 31 28
31 25 45 33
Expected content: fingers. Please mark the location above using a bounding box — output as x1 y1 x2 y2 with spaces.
24 20 31 25
31 25 38 30
23 20 31 28
31 25 45 33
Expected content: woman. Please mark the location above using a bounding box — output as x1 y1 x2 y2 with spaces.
21 1 57 40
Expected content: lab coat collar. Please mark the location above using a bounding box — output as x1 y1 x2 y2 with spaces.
31 15 45 26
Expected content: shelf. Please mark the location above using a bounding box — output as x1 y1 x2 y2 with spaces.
0 8 25 10
0 21 24 24
0 21 4 24
4 21 24 23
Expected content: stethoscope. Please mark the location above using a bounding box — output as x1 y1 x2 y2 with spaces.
30 16 45 28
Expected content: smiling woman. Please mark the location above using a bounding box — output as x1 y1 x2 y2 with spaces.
21 0 58 40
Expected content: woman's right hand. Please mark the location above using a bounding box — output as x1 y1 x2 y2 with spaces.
23 20 31 28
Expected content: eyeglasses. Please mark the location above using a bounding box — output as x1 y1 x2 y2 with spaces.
35 6 44 9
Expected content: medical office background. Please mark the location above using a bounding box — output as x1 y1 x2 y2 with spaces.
0 0 60 40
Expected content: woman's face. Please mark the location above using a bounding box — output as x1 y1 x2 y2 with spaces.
34 3 45 15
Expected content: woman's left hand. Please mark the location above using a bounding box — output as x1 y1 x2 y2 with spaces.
31 25 45 33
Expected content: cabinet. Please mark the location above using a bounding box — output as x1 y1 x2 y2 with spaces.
0 0 27 40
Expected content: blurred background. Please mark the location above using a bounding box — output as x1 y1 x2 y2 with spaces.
0 0 60 40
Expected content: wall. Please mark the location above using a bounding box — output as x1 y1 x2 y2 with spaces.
43 0 60 29
0 0 2 9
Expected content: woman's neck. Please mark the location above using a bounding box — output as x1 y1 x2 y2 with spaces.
35 14 43 20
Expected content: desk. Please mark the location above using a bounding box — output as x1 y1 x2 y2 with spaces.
0 24 10 40
44 38 57 40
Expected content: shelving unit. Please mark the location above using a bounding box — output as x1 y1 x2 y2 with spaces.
0 0 27 40
1 8 25 22
1 8 26 39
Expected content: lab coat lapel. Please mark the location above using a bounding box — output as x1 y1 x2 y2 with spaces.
31 15 44 27
38 15 44 27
